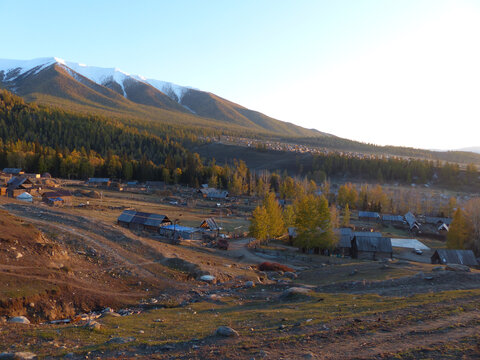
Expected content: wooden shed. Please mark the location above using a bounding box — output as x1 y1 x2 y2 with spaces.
431 249 479 268
351 236 393 260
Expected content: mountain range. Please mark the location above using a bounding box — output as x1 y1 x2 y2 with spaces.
0 57 323 137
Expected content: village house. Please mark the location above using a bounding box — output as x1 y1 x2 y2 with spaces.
6 177 33 198
117 210 171 232
381 214 405 225
198 187 229 200
86 178 111 187
334 229 383 257
404 212 421 232
431 249 479 268
42 189 73 206
2 168 23 176
335 228 354 256
200 217 220 232
358 211 381 222
351 236 393 260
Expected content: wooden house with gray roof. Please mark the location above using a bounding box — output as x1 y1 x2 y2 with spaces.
431 249 479 268
117 210 171 232
351 236 392 260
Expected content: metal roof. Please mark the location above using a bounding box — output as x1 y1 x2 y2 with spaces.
144 213 170 227
354 236 392 253
432 249 478 266
425 217 452 225
358 211 380 219
200 218 219 230
88 178 110 183
354 231 382 238
3 168 22 174
382 214 405 222
117 210 137 223
404 212 419 229
7 176 27 188
117 210 170 227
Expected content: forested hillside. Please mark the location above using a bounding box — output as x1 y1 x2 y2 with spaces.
0 89 478 192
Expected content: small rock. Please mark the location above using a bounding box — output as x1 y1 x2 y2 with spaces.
446 264 470 272
215 326 239 337
14 353 37 360
349 269 358 276
102 307 114 313
100 312 121 318
424 276 434 281
15 252 23 260
107 337 135 344
279 287 312 299
199 275 216 283
84 320 101 330
8 316 30 325
303 352 316 359
63 353 74 359
138 330 144 334
284 271 298 279
245 281 255 288
432 266 444 272
159 344 175 351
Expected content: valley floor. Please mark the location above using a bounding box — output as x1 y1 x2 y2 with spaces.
0 191 479 359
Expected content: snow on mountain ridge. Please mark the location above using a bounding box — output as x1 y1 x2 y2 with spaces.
0 57 196 104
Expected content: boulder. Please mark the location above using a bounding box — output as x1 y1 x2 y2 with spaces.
106 337 135 344
84 320 101 330
8 316 30 324
0 353 37 360
446 264 470 272
199 275 216 283
279 287 312 300
244 281 255 288
215 326 239 337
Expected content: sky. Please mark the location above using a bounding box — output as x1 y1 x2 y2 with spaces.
1 0 479 150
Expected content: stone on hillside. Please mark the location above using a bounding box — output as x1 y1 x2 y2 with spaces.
199 275 215 283
446 264 470 272
84 320 101 330
244 281 255 288
279 287 312 299
8 316 30 324
432 266 445 272
14 353 36 360
107 337 135 344
215 326 239 337
0 353 37 360
284 271 298 279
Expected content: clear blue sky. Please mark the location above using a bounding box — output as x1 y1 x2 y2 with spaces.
1 0 479 150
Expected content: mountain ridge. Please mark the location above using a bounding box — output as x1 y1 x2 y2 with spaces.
0 57 323 138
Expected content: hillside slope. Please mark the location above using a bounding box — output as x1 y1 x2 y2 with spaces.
0 57 321 137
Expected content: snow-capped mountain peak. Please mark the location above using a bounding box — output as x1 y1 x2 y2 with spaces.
0 57 192 103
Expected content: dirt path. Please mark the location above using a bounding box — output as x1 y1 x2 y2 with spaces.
226 238 272 264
